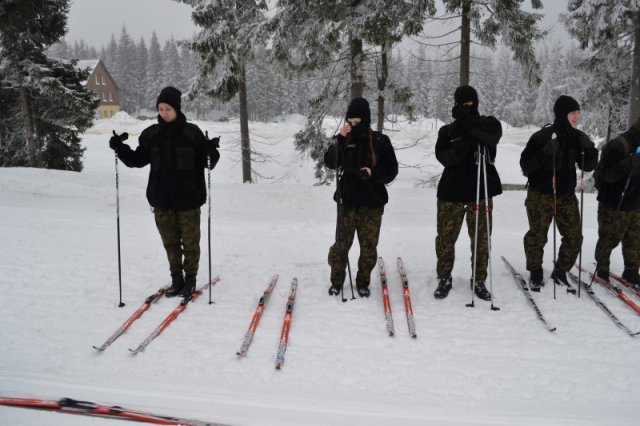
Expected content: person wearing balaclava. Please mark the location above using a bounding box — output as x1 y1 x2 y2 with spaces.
520 95 597 290
593 117 640 289
433 85 502 302
109 86 221 298
323 97 399 298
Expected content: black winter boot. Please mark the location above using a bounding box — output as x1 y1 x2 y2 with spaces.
472 280 492 301
596 270 610 283
328 283 342 296
529 269 544 292
434 277 452 299
356 283 370 298
182 275 197 298
166 273 184 298
551 268 569 287
622 269 640 289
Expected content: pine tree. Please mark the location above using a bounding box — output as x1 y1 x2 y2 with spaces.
563 0 638 125
441 0 545 86
0 0 98 170
145 32 163 109
178 0 270 183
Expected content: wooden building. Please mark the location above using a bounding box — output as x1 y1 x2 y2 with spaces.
77 59 120 119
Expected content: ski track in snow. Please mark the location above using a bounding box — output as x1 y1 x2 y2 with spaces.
1 115 639 425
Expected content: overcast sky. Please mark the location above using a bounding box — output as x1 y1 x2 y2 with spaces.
66 0 569 49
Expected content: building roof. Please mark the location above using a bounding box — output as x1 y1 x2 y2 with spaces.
76 59 100 85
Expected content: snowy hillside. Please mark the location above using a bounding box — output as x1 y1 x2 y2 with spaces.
1 114 638 426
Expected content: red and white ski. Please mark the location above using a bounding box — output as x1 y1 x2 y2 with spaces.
93 285 169 351
237 274 279 357
275 278 298 370
129 276 220 354
396 257 417 338
377 257 395 337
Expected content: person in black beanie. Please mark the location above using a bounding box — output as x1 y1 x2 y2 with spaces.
520 95 597 290
323 97 398 297
108 86 221 298
433 85 502 301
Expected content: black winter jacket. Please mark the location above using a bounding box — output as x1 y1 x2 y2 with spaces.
435 115 503 203
520 123 598 196
597 124 640 211
324 128 398 208
114 113 209 210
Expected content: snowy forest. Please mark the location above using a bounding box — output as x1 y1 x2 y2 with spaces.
1 0 638 178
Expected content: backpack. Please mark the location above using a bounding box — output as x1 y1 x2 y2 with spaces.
593 134 630 191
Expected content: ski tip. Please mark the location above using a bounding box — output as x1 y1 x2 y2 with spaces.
128 348 140 355
549 327 557 332
92 345 105 351
411 334 417 339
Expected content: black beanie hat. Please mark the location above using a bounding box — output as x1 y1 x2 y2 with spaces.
156 86 182 112
454 85 479 107
346 97 371 123
553 95 580 121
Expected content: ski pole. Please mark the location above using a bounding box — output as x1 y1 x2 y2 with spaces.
481 145 499 311
578 149 585 297
466 144 482 308
206 131 213 305
113 130 128 308
552 148 557 300
334 134 355 302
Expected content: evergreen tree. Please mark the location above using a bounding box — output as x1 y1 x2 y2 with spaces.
0 0 98 170
441 0 545 85
178 0 270 183
145 32 163 109
563 0 639 125
116 26 138 112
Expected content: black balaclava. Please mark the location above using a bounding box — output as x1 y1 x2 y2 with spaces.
452 85 479 119
553 95 580 130
346 97 371 138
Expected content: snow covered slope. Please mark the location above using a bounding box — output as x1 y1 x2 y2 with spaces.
1 114 638 425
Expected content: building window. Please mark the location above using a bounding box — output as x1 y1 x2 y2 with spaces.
102 75 106 85
108 92 113 102
102 92 107 101
95 74 99 85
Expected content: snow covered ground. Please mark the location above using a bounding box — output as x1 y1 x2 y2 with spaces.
1 113 638 425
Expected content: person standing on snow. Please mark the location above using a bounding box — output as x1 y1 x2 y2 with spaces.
520 95 597 290
593 117 640 288
109 86 220 298
324 97 398 298
433 85 502 301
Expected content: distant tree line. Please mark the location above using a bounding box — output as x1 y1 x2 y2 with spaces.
2 0 636 180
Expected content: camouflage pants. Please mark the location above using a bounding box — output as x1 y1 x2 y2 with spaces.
328 206 384 287
523 190 582 272
594 203 640 273
154 208 201 277
435 198 493 281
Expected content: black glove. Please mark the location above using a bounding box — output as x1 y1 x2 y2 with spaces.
542 135 559 157
207 136 220 169
357 168 371 182
109 130 128 150
574 130 593 151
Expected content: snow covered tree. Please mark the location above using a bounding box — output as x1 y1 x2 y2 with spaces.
441 0 545 86
177 0 269 183
145 32 163 109
268 0 436 180
563 0 639 126
0 0 98 170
